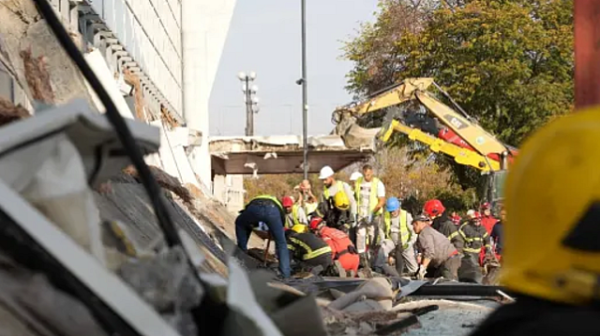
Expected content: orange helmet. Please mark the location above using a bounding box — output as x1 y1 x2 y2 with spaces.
282 196 294 208
423 199 445 217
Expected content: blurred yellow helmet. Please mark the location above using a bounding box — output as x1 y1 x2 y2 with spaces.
333 191 350 211
290 224 308 234
502 106 600 305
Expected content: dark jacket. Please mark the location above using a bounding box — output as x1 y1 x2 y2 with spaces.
459 222 492 255
312 201 353 231
286 232 332 266
491 221 503 255
432 213 464 252
469 295 600 336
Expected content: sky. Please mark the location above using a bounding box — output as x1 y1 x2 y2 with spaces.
209 0 379 137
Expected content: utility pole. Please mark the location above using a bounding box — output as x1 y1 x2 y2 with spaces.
238 71 259 136
301 0 309 179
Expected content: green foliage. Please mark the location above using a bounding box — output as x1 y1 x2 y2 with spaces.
344 0 573 147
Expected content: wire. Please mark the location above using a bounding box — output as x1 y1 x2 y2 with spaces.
31 0 201 282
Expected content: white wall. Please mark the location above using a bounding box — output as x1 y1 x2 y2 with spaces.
182 0 236 187
90 0 183 115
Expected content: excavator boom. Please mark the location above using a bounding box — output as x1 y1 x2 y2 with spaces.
378 120 501 172
336 77 514 161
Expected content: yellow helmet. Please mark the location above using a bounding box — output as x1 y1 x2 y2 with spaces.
333 191 350 211
502 106 600 305
290 224 308 234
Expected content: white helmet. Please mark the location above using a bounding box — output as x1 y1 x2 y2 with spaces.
319 166 335 180
349 171 363 181
466 209 476 217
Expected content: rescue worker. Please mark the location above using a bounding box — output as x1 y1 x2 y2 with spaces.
312 191 354 232
480 202 498 234
412 214 461 280
490 208 505 260
450 212 462 226
458 211 493 283
310 217 359 276
354 164 386 266
479 203 497 266
295 179 318 215
468 105 600 336
424 199 464 252
282 196 307 229
286 224 333 275
235 195 290 278
383 197 418 275
319 165 357 219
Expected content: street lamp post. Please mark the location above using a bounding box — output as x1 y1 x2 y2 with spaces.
300 0 308 179
238 71 259 136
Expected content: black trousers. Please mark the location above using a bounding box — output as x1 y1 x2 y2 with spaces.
458 253 483 283
428 255 461 280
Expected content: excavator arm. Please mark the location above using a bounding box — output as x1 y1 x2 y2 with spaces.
377 120 501 172
335 77 515 162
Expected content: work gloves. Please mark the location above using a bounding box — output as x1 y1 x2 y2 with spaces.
416 266 427 280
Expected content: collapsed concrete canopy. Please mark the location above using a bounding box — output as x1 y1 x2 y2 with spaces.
210 135 375 175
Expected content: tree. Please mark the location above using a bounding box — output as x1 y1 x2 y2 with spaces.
344 0 573 147
377 147 478 214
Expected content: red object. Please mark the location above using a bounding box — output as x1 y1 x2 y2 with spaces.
318 226 359 273
575 0 600 109
309 217 323 231
481 202 491 210
481 215 498 234
282 196 294 208
423 199 445 217
450 214 461 225
449 250 459 257
468 211 482 220
437 129 518 163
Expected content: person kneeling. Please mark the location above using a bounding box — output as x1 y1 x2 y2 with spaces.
286 224 333 275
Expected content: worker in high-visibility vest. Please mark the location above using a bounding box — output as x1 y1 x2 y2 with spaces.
383 197 418 275
235 195 290 278
319 166 357 219
282 196 307 229
354 164 386 267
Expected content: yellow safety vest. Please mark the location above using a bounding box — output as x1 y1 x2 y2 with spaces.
384 210 411 248
290 204 301 227
355 177 383 216
304 202 318 215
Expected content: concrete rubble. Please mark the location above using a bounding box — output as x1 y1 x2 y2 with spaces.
0 2 503 335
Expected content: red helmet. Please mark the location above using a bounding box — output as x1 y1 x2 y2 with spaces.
450 214 461 224
481 202 491 210
309 217 323 231
282 196 294 208
423 199 445 217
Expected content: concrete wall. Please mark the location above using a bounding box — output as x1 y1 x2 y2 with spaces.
89 0 182 114
85 0 236 190
212 174 245 213
183 0 236 188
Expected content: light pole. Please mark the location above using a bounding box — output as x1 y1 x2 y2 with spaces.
238 71 259 136
300 0 308 179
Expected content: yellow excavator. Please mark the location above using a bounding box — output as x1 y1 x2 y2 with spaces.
332 77 518 207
